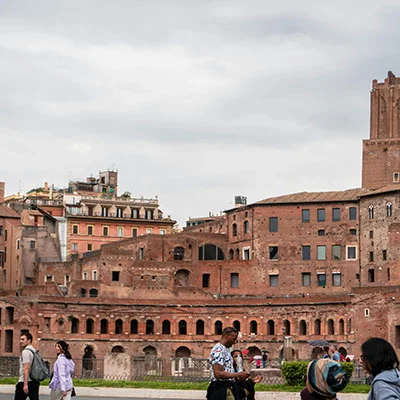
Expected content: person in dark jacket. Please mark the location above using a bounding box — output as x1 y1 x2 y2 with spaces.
360 337 400 400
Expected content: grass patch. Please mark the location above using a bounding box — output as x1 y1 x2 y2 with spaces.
0 378 370 393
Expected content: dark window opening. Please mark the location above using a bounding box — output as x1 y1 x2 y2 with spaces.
202 273 210 288
112 271 120 281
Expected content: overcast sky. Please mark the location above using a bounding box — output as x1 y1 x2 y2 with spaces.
1 1 400 226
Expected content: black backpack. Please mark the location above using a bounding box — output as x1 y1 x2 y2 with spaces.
26 348 50 382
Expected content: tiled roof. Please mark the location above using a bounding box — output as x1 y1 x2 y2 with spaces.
0 205 20 218
254 188 371 205
357 184 400 197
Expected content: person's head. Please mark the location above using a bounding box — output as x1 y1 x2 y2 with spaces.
231 349 243 366
323 346 329 354
329 345 337 354
338 348 347 358
20 333 33 350
220 327 238 348
361 338 399 376
306 358 348 399
311 347 325 360
55 340 72 359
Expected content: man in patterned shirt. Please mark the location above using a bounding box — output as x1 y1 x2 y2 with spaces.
206 327 250 400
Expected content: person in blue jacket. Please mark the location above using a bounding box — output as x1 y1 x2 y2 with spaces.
361 337 400 400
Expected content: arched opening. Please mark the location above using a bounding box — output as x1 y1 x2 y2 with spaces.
247 346 261 358
82 346 96 376
89 288 98 298
327 319 335 335
267 320 275 335
283 319 291 335
196 320 204 335
146 320 154 335
130 319 138 334
232 223 237 236
178 320 187 335
299 320 307 335
339 318 345 335
100 319 108 334
86 318 94 334
235 248 239 259
229 249 234 260
347 318 352 334
111 345 125 353
175 346 191 358
214 320 223 335
115 319 123 334
233 320 241 332
79 288 86 297
174 269 190 286
314 319 321 335
250 320 258 335
71 317 79 334
162 320 171 334
244 221 249 234
143 345 157 356
173 247 184 260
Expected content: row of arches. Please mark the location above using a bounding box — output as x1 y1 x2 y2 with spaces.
66 316 350 336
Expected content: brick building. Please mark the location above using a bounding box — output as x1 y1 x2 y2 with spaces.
2 73 400 374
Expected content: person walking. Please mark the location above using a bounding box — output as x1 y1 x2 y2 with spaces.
14 332 40 400
360 337 400 400
206 327 249 400
49 341 75 400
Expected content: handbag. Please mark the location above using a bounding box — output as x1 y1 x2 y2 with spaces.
71 388 76 397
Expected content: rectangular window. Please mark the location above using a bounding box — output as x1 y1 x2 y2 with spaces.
202 273 210 288
139 247 144 260
383 249 387 261
83 272 88 280
346 246 357 260
302 245 311 260
269 246 278 260
132 228 138 238
317 209 325 222
349 207 357 220
87 225 93 235
0 252 3 267
317 245 326 260
117 227 123 237
231 273 239 288
72 225 79 234
72 243 78 251
302 272 311 286
30 240 35 250
369 230 373 239
317 273 326 287
243 248 250 260
269 275 278 287
332 245 341 260
146 228 152 234
369 251 374 262
302 209 310 223
93 270 97 280
332 208 340 222
87 243 92 251
350 229 357 235
103 226 109 236
160 229 165 235
318 229 325 236
332 273 342 286
112 271 120 281
45 275 53 282
0 226 2 236
269 217 278 232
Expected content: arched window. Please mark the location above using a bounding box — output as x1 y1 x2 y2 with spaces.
100 319 108 334
250 320 258 334
143 346 157 356
283 319 291 335
368 268 375 282
314 319 321 335
175 346 191 358
196 320 204 335
89 288 98 298
130 319 138 334
214 320 223 335
327 319 335 335
339 318 345 335
173 247 184 260
111 345 125 353
178 320 187 335
232 223 237 236
80 288 86 297
368 205 374 219
244 221 249 234
162 320 171 334
146 320 154 334
347 318 352 334
235 248 240 259
174 269 190 286
229 249 234 260
233 320 241 332
86 318 94 334
267 320 275 335
71 317 79 334
198 244 224 260
115 319 123 334
299 320 307 335
386 202 393 217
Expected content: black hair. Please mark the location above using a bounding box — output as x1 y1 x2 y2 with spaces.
221 327 238 336
361 338 399 377
231 349 243 358
21 332 33 342
57 340 72 360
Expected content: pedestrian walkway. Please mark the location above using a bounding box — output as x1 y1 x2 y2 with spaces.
0 385 367 399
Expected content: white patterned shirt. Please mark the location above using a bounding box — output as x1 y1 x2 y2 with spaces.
209 342 234 381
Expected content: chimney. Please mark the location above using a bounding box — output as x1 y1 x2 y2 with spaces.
0 182 4 203
234 195 247 208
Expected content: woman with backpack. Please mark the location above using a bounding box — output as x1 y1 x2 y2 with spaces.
49 341 75 400
360 337 400 400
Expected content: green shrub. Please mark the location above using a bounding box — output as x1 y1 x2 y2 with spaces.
281 361 354 386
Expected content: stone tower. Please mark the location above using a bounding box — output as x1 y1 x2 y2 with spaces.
362 71 400 189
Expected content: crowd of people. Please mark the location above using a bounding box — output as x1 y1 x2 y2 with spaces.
207 327 400 400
